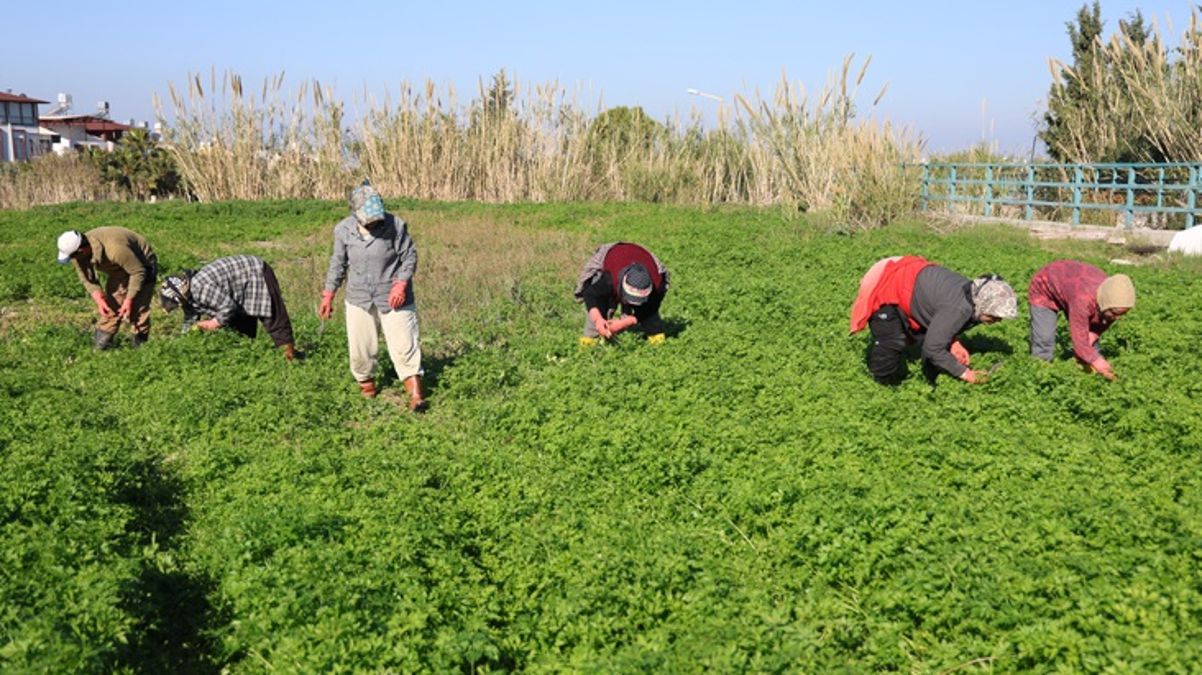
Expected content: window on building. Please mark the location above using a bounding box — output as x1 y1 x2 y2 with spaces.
0 102 8 124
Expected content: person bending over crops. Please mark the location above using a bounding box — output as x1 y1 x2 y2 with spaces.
574 242 670 346
318 181 427 411
850 256 1017 385
57 227 158 350
1028 260 1135 381
159 255 301 361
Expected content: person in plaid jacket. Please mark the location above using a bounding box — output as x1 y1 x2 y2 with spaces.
159 255 301 361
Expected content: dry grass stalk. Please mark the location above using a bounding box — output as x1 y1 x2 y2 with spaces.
0 154 119 210
151 59 921 229
1046 8 1202 163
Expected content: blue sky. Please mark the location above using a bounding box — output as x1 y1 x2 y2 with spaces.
2 1 1193 153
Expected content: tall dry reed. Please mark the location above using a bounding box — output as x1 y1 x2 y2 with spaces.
152 57 923 229
0 153 118 210
1046 8 1202 163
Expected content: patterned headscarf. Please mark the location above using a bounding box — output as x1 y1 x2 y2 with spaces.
159 273 190 311
349 181 386 226
159 272 201 330
970 275 1017 319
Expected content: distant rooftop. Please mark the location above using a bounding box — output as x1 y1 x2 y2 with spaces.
0 91 49 104
42 117 133 132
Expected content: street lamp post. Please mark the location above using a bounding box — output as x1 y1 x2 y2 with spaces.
686 88 723 102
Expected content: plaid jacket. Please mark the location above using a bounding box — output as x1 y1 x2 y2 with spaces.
192 255 273 324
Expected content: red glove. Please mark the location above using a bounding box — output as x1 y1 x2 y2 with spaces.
589 308 612 338
949 340 970 367
1091 358 1117 381
91 290 115 318
318 291 336 319
388 280 409 310
116 297 134 320
607 315 638 335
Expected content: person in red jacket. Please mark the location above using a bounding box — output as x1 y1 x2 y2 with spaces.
1028 260 1135 381
573 242 670 345
850 255 1017 384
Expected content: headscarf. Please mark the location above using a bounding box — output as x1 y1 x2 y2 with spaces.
970 274 1017 319
159 271 200 328
1097 274 1135 311
349 181 386 226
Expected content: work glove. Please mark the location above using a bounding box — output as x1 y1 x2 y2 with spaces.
196 318 221 332
117 297 134 321
950 340 970 366
91 290 115 318
388 280 409 310
960 369 988 384
589 309 612 338
1090 358 1117 381
607 315 638 335
318 291 336 320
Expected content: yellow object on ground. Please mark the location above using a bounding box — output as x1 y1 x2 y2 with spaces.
647 333 666 345
579 336 603 347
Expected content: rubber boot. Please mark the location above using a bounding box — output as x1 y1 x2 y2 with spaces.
130 333 148 348
93 329 116 351
403 375 428 413
358 379 377 398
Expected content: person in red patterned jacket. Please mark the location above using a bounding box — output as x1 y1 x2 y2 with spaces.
573 242 670 345
1028 260 1135 381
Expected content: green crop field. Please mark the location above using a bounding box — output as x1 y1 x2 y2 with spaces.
2 200 1201 672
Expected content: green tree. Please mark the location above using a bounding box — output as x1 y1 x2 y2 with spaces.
1041 4 1166 162
92 129 182 199
1041 2 1105 160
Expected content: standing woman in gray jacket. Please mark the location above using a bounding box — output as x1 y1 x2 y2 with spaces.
319 182 427 411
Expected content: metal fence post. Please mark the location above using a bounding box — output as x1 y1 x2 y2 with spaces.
1025 165 1034 220
1189 165 1198 229
1072 165 1083 226
949 166 958 211
984 164 994 217
920 162 929 212
1156 167 1164 211
1125 167 1135 228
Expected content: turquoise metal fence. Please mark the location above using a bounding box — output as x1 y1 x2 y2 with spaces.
919 162 1201 229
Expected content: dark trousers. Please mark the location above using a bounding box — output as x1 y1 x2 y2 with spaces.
227 263 294 347
867 304 910 384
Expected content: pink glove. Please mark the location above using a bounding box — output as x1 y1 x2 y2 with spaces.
91 290 115 318
1088 331 1100 347
949 340 970 367
318 291 336 319
388 280 409 310
117 297 134 320
1091 358 1117 381
589 308 612 338
196 318 222 331
607 315 638 335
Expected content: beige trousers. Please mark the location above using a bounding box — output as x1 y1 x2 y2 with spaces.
345 302 423 382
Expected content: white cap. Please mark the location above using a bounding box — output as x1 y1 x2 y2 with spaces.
56 230 82 264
